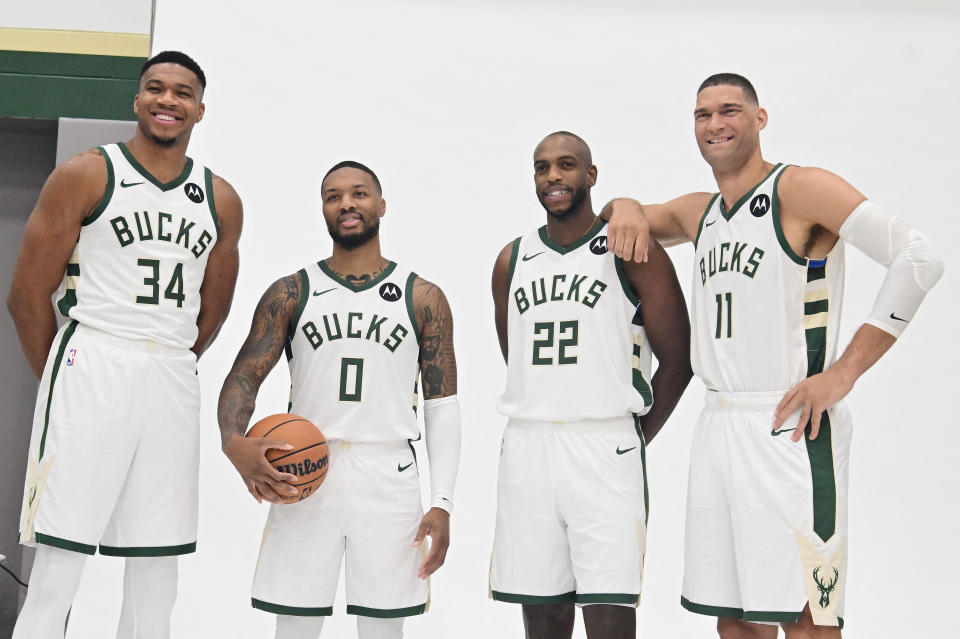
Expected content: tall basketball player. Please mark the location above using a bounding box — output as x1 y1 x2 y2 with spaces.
488 132 693 639
7 51 243 638
218 161 461 639
603 74 944 638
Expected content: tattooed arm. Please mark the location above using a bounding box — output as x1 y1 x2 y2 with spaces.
410 276 460 577
218 275 301 503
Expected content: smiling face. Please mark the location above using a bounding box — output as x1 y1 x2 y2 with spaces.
321 167 385 250
694 84 767 173
133 62 205 147
533 133 597 219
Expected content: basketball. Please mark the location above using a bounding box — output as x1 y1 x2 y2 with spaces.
245 414 329 504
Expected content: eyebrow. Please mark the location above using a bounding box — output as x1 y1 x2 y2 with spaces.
535 154 578 163
144 79 195 92
323 183 370 194
695 102 743 115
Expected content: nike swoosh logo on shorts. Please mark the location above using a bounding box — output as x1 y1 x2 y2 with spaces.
889 312 908 322
616 446 636 455
398 462 413 472
313 288 336 297
522 252 544 261
770 427 796 436
120 179 144 188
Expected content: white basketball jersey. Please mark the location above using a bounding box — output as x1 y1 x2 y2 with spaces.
286 261 421 443
691 163 845 392
56 143 218 349
497 218 652 421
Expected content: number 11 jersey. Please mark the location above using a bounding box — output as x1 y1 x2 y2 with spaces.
497 218 652 421
56 142 219 349
691 163 846 392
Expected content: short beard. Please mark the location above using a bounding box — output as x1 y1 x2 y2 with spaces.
328 220 380 250
541 185 588 219
138 120 178 147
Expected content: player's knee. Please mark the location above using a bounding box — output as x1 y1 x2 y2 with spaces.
717 617 770 639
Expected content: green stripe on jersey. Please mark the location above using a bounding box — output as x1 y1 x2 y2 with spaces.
771 166 806 266
615 256 640 307
347 603 426 618
83 146 115 226
537 217 605 255
506 237 521 288
693 193 721 248
252 599 332 616
204 167 220 237
405 272 420 342
39 320 79 460
805 412 837 543
118 142 194 191
804 300 829 315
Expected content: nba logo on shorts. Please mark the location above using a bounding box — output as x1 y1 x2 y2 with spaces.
66 348 77 367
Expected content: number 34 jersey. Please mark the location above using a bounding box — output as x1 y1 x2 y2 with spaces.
691 163 845 392
286 261 421 443
497 218 653 422
56 143 219 349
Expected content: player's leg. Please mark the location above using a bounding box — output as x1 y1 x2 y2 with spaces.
781 604 842 639
12 545 87 639
115 556 178 639
581 604 635 639
521 602 575 639
275 615 325 639
716 618 778 639
356 616 404 639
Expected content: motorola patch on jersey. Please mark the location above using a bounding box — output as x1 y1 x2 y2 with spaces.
750 194 770 217
589 235 609 255
184 182 205 204
379 282 402 301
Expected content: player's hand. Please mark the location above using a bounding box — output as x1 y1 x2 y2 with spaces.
774 368 854 442
607 198 650 263
222 434 299 504
413 507 450 578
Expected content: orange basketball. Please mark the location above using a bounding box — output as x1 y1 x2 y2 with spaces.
245 413 329 504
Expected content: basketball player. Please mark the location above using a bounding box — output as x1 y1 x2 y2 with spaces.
218 161 461 639
7 51 242 638
488 132 693 639
603 74 944 638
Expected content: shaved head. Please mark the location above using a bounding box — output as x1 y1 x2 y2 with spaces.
536 131 593 165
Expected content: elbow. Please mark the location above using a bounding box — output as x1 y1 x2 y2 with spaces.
907 231 945 292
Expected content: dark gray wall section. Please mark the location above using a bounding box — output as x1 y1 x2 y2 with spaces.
56 117 138 164
0 116 57 633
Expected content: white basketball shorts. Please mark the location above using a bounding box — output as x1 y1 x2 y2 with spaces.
19 321 201 556
489 416 647 606
682 390 851 628
251 439 429 618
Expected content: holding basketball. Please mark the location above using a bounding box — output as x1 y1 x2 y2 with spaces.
245 414 329 504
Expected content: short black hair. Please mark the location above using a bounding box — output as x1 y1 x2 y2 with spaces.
323 161 382 193
697 73 758 106
539 131 593 164
141 51 206 89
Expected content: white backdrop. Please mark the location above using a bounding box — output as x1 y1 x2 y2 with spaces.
62 1 958 637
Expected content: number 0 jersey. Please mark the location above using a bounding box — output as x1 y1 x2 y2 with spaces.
497 218 653 421
55 143 219 349
286 261 421 443
691 163 845 392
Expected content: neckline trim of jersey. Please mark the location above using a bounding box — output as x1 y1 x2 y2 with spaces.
718 162 783 222
537 216 606 255
117 142 195 192
317 260 397 292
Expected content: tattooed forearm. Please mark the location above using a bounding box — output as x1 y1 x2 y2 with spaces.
412 277 458 399
217 274 301 444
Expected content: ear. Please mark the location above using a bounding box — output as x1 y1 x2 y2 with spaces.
197 101 205 123
587 165 598 188
378 197 387 219
756 107 768 132
133 93 140 116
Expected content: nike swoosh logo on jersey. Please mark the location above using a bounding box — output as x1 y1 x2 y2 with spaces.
889 312 908 322
120 179 144 188
398 462 414 472
313 288 336 297
615 446 636 455
705 219 717 227
522 252 544 261
770 427 796 436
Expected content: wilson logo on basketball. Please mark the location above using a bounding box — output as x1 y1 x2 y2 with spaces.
274 455 328 478
184 182 205 204
589 235 609 255
379 282 402 301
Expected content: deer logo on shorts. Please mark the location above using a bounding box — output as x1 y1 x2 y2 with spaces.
812 566 839 608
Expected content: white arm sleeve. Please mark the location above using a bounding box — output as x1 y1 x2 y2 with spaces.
423 394 461 515
839 200 944 338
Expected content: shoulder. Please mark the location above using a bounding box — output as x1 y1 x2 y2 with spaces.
671 191 715 217
411 275 450 308
50 148 109 193
777 166 866 226
493 237 520 277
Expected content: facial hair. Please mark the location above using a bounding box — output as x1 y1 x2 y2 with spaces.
540 184 588 220
328 219 381 250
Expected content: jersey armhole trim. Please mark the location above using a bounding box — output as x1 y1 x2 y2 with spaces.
204 167 220 238
289 269 310 337
405 271 421 343
506 237 522 288
615 256 641 307
82 146 114 226
771 165 807 266
693 193 720 249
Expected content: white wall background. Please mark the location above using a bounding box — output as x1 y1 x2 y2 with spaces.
60 1 958 637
